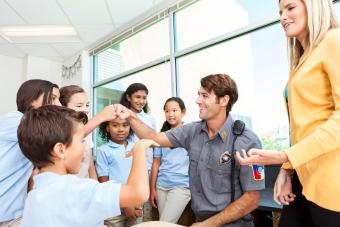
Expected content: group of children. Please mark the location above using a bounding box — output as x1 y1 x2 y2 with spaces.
0 79 191 227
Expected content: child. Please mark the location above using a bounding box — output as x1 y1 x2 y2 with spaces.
150 97 190 223
18 105 156 227
0 79 60 226
120 83 156 222
96 117 143 227
60 85 97 180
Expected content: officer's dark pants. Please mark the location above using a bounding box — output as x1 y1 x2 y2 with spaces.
196 212 253 227
279 172 340 227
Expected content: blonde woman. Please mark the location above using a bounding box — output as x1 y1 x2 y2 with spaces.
236 0 340 226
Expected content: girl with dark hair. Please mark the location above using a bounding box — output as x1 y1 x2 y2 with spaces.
59 85 97 180
96 118 143 227
0 79 61 226
120 83 156 222
150 97 190 223
119 82 156 162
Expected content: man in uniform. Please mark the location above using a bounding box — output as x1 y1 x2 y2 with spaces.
114 74 265 226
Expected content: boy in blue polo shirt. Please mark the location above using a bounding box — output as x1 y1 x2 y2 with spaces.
17 105 156 227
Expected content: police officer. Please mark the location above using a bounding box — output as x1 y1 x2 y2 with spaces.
115 74 265 227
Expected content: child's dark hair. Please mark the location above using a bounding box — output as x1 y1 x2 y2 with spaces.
99 120 133 142
160 97 186 132
18 105 88 168
119 83 149 113
59 85 85 106
16 79 59 113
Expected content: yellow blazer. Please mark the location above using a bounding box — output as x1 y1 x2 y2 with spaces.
282 28 340 211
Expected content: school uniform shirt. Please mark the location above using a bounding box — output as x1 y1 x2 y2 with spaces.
153 147 189 188
96 140 134 183
21 172 121 227
282 28 340 211
0 111 33 222
133 110 156 171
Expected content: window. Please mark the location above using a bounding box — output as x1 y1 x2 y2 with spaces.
94 63 172 135
94 18 170 82
93 0 340 150
175 0 279 50
177 24 289 150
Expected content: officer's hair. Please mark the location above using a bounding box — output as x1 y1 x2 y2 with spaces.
18 105 88 168
200 74 238 115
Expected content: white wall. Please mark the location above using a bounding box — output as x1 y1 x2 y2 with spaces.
61 51 92 99
0 54 62 115
0 55 24 115
24 56 62 85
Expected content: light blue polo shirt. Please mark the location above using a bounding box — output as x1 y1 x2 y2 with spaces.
96 140 135 183
0 111 33 222
154 147 189 188
133 110 156 171
21 172 121 227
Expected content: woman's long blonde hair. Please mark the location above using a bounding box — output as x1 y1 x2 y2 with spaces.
286 0 339 72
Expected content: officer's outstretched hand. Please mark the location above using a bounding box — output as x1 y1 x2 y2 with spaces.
235 148 288 166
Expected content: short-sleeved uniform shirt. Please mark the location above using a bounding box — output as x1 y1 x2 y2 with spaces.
96 140 134 183
165 116 265 216
21 172 121 227
0 111 33 222
132 110 156 171
153 146 189 188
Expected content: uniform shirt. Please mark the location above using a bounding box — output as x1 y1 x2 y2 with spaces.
133 110 156 171
281 28 340 211
165 116 265 215
0 111 33 222
21 172 121 227
96 140 134 183
154 147 189 188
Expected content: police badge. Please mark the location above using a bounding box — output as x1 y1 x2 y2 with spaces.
219 150 232 164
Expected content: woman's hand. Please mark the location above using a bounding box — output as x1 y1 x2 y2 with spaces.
274 168 296 205
235 148 289 166
150 188 158 208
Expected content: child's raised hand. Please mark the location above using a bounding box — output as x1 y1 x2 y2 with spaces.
135 139 160 150
100 104 117 121
123 139 159 158
113 104 133 120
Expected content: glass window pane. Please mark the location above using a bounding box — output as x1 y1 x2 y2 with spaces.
177 24 290 150
94 18 170 82
175 0 279 50
335 2 340 14
94 63 172 140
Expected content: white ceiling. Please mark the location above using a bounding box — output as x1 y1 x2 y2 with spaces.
0 0 173 61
